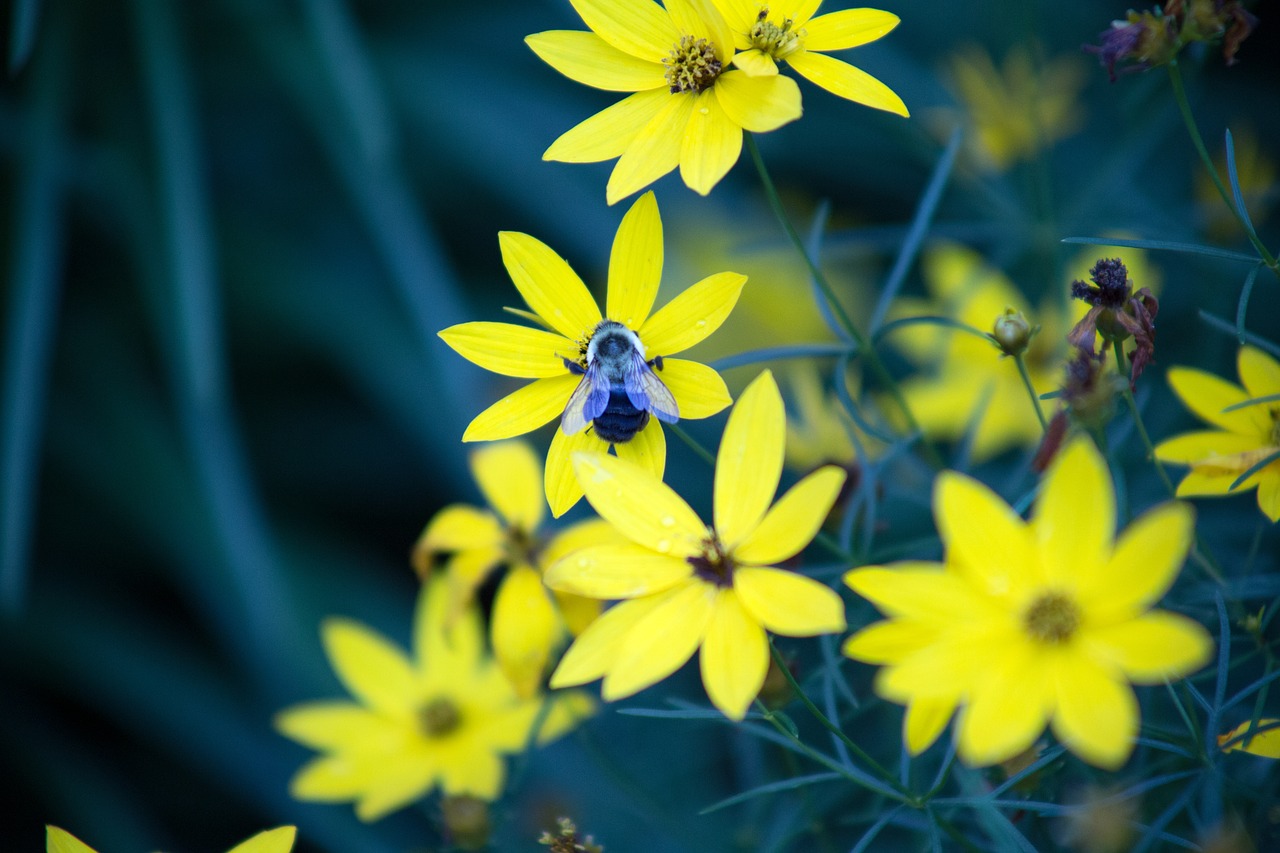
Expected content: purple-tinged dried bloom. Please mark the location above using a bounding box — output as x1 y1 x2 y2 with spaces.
1068 258 1159 389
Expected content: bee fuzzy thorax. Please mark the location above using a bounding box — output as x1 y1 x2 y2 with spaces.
587 321 646 369
560 320 679 443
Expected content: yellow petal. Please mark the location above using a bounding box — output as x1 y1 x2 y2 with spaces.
1219 719 1280 757
462 374 579 441
46 827 97 853
935 471 1039 601
498 231 602 341
414 576 483 676
470 440 545 533
802 9 899 51
357 757 445 820
545 425 600 517
1049 652 1138 770
788 0 823 27
955 643 1048 766
1167 365 1262 436
541 517 625 565
716 370 785 547
1239 345 1280 401
639 271 746 356
1034 436 1113 588
700 589 769 719
710 0 760 33
733 48 779 77
613 418 667 479
545 89 668 162
544 543 692 598
733 565 846 636
1084 501 1193 623
713 70 803 132
607 92 694 205
322 618 417 716
413 505 503 572
228 827 298 853
843 564 985 621
555 590 605 636
1175 467 1260 497
1082 612 1212 684
551 594 666 687
438 548 504 621
841 618 938 665
734 466 845 565
603 580 716 699
659 358 732 419
904 697 956 756
570 0 682 63
786 50 908 116
665 0 734 63
607 191 663 328
438 322 573 378
274 701 400 751
679 89 743 196
538 690 599 744
1259 470 1280 522
289 752 390 803
572 451 705 556
492 565 562 698
1155 430 1264 464
525 30 666 91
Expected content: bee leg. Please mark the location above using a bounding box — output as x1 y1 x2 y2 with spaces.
650 355 665 371
563 357 585 376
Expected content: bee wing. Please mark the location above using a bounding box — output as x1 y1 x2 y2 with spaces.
623 354 679 425
560 367 611 435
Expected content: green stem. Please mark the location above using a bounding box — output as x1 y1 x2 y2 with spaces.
666 422 716 468
745 132 944 469
1167 61 1279 277
1013 353 1047 432
1111 341 1225 585
767 637 908 795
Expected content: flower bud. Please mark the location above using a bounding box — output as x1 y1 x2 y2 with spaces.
992 307 1035 357
442 796 491 850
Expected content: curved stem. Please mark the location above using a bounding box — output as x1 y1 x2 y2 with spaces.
745 132 944 469
1013 353 1047 432
1167 61 1279 277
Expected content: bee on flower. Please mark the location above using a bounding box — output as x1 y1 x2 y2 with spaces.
439 191 744 516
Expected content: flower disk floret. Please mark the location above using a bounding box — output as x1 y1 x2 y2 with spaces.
544 370 847 720
526 0 805 204
274 578 593 821
843 436 1212 769
439 192 743 517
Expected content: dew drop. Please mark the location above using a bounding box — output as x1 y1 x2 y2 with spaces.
660 515 676 528
655 538 672 553
694 319 707 329
699 107 709 115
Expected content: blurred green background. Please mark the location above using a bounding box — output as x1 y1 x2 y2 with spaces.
3 1 1278 850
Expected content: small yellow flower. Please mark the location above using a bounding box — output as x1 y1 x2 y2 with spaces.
47 826 297 853
1154 346 1280 522
275 578 592 821
1218 718 1280 758
711 1 907 114
844 437 1212 768
890 243 1066 460
545 370 847 720
439 192 743 516
414 440 622 698
526 0 804 203
939 44 1084 172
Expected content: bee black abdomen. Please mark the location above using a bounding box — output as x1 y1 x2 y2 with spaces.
592 389 650 443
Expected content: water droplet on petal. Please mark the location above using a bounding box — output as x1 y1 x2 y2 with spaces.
694 319 707 329
699 107 709 115
655 539 672 553
660 515 676 528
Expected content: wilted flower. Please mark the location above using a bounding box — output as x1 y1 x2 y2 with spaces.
1085 0 1256 80
1068 258 1158 388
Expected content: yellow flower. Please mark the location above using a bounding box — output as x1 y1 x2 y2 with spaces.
890 243 1066 460
413 440 623 698
711 1 907 114
47 826 296 853
544 370 847 720
843 437 1212 769
439 192 743 516
526 0 804 204
275 578 593 821
939 44 1084 171
1154 346 1280 522
1218 718 1280 758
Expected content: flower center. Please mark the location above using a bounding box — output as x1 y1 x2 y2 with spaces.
687 530 735 588
750 8 805 60
1023 591 1081 644
420 697 463 737
505 524 539 567
664 35 722 93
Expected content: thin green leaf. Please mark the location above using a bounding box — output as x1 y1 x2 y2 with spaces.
872 315 993 346
869 126 963 333
834 354 900 444
1229 449 1280 491
1221 392 1280 414
1062 236 1257 263
1224 129 1261 241
1224 667 1280 712
710 342 854 372
804 199 849 343
698 772 843 814
1197 311 1280 358
1234 263 1263 345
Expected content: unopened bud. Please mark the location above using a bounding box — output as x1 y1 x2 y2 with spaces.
992 307 1035 356
442 795 491 850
